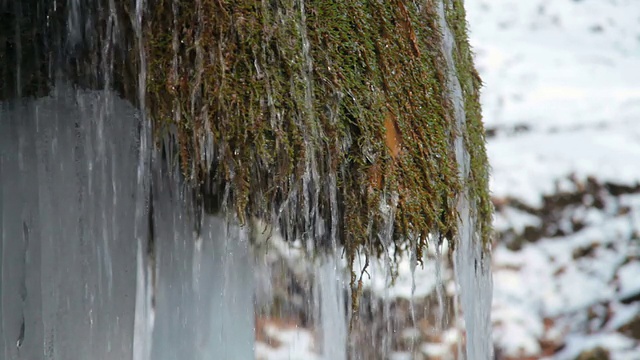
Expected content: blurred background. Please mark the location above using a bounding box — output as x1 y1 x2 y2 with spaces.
471 0 640 359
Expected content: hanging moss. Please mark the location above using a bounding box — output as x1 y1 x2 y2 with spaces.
142 0 490 302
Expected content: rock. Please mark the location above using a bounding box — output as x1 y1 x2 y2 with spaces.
619 314 640 340
575 347 610 360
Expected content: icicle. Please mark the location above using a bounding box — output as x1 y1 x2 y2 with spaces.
409 239 418 344
437 1 493 358
132 1 155 357
434 239 446 331
133 240 154 360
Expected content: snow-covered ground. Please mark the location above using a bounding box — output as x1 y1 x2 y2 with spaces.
256 0 640 359
468 0 640 358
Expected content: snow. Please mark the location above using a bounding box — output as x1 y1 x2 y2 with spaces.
618 261 640 300
553 333 637 360
468 0 640 207
256 326 320 360
488 127 640 206
606 303 640 331
390 352 413 360
491 191 640 356
366 252 442 299
467 0 640 358
421 342 450 358
493 207 542 234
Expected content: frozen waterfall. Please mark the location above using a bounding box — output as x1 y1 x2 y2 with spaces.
0 84 254 359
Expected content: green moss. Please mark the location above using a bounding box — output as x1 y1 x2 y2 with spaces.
143 0 489 307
